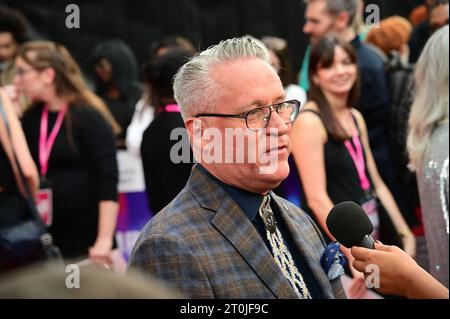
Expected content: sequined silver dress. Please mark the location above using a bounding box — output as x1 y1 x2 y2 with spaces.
416 122 449 288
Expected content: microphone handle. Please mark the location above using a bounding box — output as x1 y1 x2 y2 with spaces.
360 234 375 249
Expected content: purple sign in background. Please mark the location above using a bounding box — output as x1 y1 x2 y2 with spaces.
116 192 154 260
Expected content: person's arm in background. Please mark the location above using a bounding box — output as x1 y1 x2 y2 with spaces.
291 106 366 298
352 109 416 257
80 106 119 267
0 88 39 195
90 200 119 266
291 110 334 245
352 242 449 299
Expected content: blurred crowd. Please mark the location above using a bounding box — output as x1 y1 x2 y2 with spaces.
0 0 448 299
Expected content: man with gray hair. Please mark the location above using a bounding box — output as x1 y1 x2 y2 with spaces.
129 36 346 299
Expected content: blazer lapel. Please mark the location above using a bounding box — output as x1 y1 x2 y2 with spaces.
270 193 336 299
212 200 299 299
188 166 299 299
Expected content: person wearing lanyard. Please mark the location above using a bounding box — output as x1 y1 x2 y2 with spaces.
14 41 121 266
290 35 416 298
140 48 194 215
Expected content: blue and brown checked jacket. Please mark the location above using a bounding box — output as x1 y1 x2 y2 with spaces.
129 165 346 299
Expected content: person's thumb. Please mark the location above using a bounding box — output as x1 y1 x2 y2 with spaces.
374 240 391 252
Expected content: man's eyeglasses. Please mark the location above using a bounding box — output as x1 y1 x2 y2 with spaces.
196 99 301 131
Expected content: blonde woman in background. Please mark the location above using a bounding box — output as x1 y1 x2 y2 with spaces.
408 25 449 288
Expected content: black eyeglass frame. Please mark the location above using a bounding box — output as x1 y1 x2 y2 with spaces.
195 99 302 131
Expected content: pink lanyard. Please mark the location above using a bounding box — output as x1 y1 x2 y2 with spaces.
164 104 180 113
344 129 371 192
39 104 67 177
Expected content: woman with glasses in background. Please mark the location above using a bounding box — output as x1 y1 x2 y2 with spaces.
14 41 120 266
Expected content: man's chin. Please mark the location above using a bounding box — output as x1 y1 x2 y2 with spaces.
257 163 290 184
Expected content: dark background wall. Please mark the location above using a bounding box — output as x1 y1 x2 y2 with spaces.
2 0 423 79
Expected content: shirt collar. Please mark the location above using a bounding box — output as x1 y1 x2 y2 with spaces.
197 165 264 222
351 35 361 48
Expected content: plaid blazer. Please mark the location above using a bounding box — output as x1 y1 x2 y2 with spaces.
129 165 346 299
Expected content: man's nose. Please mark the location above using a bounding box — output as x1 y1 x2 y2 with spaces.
267 110 289 135
303 22 312 35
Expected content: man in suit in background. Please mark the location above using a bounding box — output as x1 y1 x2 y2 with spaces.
129 36 346 299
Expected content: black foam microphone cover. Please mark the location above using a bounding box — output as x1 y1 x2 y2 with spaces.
326 201 374 248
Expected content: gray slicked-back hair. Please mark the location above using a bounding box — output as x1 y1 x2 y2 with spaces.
304 0 358 27
173 36 270 119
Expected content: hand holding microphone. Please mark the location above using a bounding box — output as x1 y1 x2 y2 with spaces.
326 201 448 299
326 201 375 298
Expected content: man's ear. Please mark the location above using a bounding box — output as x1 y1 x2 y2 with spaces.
185 117 204 155
185 117 198 139
334 11 351 32
40 67 57 86
184 117 203 147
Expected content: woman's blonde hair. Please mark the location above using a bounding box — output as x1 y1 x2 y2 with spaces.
407 26 449 170
16 41 120 134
